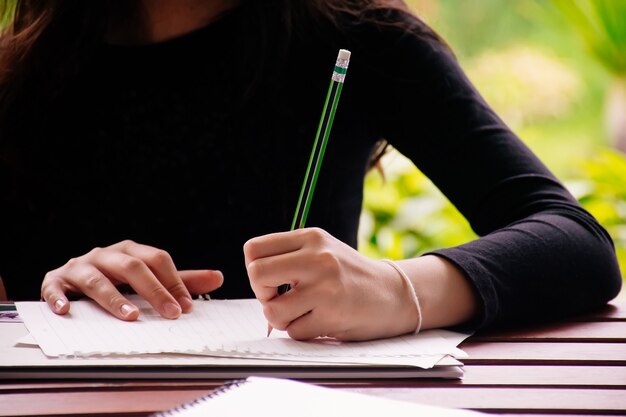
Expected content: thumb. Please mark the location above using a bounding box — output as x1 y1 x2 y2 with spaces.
179 269 224 295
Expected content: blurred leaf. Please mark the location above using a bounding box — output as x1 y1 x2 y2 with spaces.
360 150 476 260
572 148 626 272
467 46 582 129
0 0 16 31
553 0 626 75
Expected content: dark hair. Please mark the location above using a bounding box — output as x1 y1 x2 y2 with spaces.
0 0 441 166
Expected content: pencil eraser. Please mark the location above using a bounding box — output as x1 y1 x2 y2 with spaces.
338 49 351 60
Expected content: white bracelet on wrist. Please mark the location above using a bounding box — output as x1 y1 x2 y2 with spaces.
381 259 423 334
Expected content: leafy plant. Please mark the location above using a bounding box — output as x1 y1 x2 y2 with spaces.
466 45 582 129
553 0 626 76
572 148 626 274
0 0 16 31
359 150 476 260
568 148 626 271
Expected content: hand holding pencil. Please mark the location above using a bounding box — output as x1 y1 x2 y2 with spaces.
279 49 351 290
273 49 350 336
244 227 421 341
244 50 421 341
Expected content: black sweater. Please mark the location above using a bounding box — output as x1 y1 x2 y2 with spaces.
0 7 621 329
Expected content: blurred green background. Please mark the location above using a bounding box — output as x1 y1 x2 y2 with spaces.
359 0 626 282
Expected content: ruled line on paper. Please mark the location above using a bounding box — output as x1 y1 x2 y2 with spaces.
16 296 467 367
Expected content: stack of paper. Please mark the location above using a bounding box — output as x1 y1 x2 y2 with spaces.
6 296 470 379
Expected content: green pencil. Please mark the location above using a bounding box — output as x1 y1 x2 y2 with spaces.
278 49 351 296
267 49 351 337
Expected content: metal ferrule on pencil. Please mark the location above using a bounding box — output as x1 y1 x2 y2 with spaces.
332 50 351 83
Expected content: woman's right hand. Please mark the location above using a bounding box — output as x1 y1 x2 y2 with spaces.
41 240 224 321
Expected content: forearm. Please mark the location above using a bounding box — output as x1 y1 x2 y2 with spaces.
429 213 622 328
396 255 480 330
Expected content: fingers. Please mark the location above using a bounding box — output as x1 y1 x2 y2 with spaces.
246 228 341 302
89 250 182 319
245 228 338 337
287 310 370 341
243 228 326 265
267 291 353 341
74 267 140 321
285 309 330 341
41 277 71 316
247 250 321 301
41 240 224 321
262 286 319 331
180 270 224 295
113 241 193 313
42 266 139 321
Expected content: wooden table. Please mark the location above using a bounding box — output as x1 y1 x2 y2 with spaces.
1 298 625 417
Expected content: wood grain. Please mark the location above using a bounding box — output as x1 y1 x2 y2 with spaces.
0 389 210 417
460 365 626 387
472 322 626 342
347 387 626 413
461 342 626 365
4 386 626 416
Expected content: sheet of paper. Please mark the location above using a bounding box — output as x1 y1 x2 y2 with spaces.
16 297 469 367
1 324 464 380
152 376 485 417
1 322 460 373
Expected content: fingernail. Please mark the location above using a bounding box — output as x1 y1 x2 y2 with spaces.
54 299 66 311
162 301 182 319
120 304 135 317
178 296 193 312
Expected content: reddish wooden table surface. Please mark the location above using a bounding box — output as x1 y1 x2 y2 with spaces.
1 298 625 417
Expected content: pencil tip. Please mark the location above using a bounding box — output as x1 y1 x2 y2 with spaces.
267 324 272 337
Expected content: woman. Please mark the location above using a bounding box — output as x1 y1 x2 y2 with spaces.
0 0 621 341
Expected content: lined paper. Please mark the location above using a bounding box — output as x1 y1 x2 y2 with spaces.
16 296 468 367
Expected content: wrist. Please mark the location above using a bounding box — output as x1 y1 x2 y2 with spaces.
396 255 479 329
378 259 422 335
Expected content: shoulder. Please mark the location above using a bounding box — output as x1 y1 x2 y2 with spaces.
323 9 458 83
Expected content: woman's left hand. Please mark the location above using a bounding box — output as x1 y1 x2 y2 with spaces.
244 227 420 341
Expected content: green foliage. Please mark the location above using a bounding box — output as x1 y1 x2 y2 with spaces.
466 46 582 130
359 152 476 260
553 0 626 76
0 0 16 31
407 0 539 60
573 149 626 273
360 147 626 276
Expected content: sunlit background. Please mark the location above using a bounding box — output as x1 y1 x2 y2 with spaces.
359 0 626 285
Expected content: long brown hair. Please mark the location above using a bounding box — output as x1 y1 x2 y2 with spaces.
0 0 440 166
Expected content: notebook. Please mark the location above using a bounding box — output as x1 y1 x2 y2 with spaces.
151 376 484 417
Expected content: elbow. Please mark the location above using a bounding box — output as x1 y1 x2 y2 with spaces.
547 204 622 305
579 219 623 306
542 208 622 309
597 245 623 304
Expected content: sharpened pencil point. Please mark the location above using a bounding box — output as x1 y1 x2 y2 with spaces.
267 324 273 337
